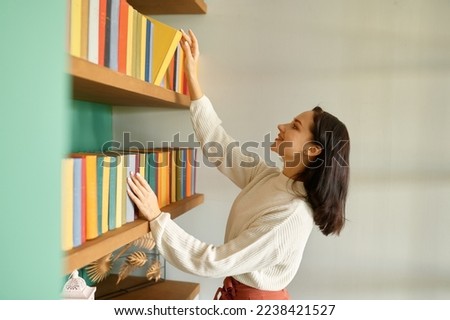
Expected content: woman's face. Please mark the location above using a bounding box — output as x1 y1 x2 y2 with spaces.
271 110 316 169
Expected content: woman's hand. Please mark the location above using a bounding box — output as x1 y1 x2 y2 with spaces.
180 29 203 100
127 172 161 222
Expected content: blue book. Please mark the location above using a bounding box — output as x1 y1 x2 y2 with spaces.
109 0 120 71
108 156 117 230
104 0 111 67
144 19 153 82
73 158 82 247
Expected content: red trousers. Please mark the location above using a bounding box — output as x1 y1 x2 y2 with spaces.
214 277 290 300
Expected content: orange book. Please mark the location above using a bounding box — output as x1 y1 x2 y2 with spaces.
185 149 192 197
98 0 107 66
118 0 129 73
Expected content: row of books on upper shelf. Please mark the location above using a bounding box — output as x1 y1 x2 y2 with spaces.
68 0 188 93
61 148 197 251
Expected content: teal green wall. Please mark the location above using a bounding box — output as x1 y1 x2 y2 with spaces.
0 1 68 298
70 100 112 152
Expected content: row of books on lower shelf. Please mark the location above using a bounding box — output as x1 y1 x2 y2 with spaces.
61 148 197 251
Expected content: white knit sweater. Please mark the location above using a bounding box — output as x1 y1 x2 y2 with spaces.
150 95 314 290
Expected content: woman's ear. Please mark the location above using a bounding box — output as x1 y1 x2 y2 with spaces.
306 144 322 158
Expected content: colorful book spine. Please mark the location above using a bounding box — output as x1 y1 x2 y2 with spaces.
61 158 74 251
144 18 153 82
96 156 104 236
117 0 129 74
125 153 136 222
72 158 83 247
115 153 125 228
101 156 110 233
108 155 117 230
98 0 107 66
108 0 120 71
87 0 100 64
85 154 99 240
70 0 82 57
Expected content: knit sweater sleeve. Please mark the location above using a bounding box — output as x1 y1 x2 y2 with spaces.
150 204 305 279
190 95 267 189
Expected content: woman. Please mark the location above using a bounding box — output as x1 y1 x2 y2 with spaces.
127 30 350 300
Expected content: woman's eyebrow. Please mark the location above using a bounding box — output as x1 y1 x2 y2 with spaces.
294 118 303 127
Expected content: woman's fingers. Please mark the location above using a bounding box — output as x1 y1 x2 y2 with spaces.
133 172 152 193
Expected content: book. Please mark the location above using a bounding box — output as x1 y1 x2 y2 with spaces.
117 0 129 74
96 155 104 236
144 18 153 82
80 0 89 59
100 155 110 234
115 153 125 228
133 10 142 80
158 150 170 207
146 152 158 195
125 153 136 223
185 148 192 197
170 149 177 203
139 152 146 178
61 158 74 251
147 17 182 85
87 0 100 64
110 0 120 71
71 153 98 240
72 158 83 247
104 0 112 67
140 14 147 81
70 0 83 57
98 0 107 66
125 6 135 76
175 148 186 201
108 155 117 230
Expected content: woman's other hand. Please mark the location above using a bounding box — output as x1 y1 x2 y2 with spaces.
180 29 203 100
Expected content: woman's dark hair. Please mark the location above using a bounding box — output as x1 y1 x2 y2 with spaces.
295 106 350 236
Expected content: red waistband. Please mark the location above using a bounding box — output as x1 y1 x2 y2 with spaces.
214 277 290 300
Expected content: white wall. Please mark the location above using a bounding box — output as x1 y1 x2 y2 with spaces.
114 0 450 299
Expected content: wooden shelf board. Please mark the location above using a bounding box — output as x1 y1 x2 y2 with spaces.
97 276 200 300
70 56 190 108
63 194 204 274
127 0 207 15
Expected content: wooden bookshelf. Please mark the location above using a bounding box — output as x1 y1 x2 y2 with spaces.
70 56 190 108
127 0 207 15
63 194 204 274
96 275 200 300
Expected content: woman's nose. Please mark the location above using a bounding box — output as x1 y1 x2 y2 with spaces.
278 123 286 132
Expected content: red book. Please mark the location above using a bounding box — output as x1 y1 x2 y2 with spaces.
98 0 107 66
118 0 129 73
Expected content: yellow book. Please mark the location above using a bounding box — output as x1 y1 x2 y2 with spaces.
147 17 182 85
70 0 82 57
140 14 147 81
80 0 89 59
139 152 146 178
101 156 111 234
85 154 99 240
126 7 135 76
61 158 74 251
133 10 141 79
115 154 124 229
